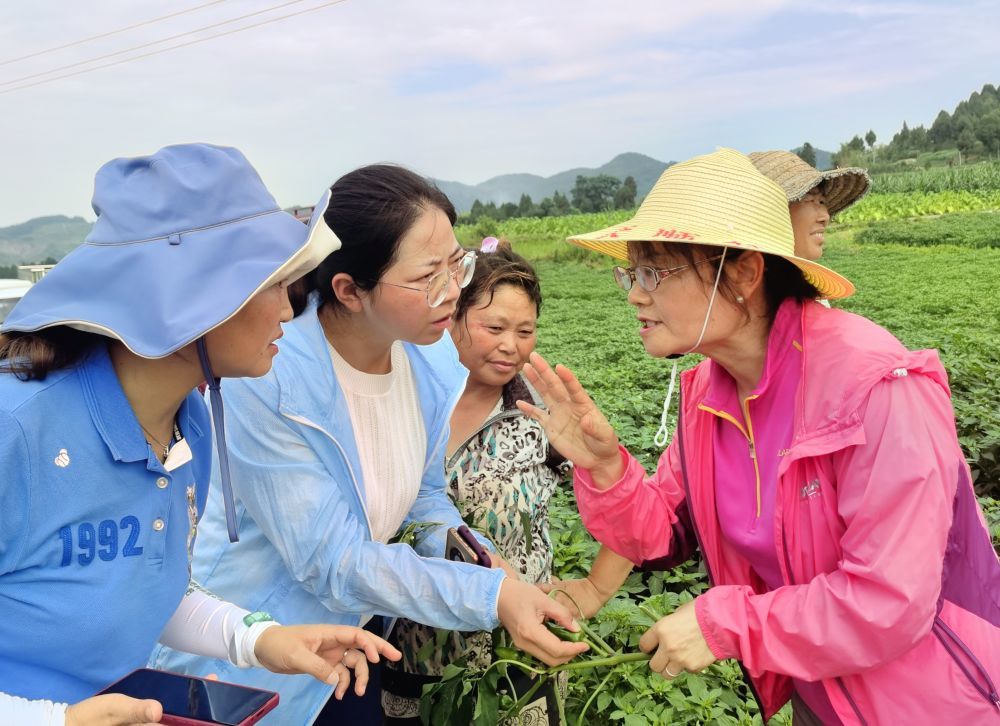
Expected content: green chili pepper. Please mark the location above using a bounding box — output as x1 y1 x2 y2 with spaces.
545 622 587 642
494 646 524 661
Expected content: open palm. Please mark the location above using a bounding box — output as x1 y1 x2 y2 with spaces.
517 352 620 474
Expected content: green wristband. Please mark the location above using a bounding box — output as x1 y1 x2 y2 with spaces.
243 611 275 627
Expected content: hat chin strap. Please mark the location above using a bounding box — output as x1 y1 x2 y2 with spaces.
653 248 728 448
196 338 240 543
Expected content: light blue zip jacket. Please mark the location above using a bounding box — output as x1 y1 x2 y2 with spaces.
150 298 504 725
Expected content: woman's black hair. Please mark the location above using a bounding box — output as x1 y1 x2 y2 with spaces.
0 327 100 381
454 239 542 327
294 164 457 316
629 241 819 320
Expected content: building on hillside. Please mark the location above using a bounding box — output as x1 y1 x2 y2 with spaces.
17 264 55 282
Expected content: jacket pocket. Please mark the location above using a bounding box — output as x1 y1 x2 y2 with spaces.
933 615 1000 710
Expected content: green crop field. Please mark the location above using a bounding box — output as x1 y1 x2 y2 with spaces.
870 160 1000 194
442 184 1000 725
837 190 1000 224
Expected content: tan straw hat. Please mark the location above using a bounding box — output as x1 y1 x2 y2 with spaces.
566 148 854 300
748 150 870 215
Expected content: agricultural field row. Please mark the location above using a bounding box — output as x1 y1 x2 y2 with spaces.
853 211 1000 247
837 189 1000 224
870 160 1000 194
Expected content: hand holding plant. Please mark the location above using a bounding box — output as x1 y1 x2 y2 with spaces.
638 599 717 680
542 546 635 619
517 352 624 486
542 575 612 619
496 578 589 666
421 587 656 726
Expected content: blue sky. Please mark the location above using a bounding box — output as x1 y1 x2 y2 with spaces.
0 0 997 226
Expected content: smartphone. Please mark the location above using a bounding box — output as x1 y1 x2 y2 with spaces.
97 668 279 726
445 524 492 568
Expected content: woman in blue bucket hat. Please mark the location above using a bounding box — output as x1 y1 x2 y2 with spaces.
0 143 401 725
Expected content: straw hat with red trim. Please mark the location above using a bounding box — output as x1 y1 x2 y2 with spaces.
566 147 855 300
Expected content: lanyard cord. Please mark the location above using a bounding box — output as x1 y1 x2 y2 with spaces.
196 338 240 543
654 248 728 448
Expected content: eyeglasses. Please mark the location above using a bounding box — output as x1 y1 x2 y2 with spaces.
612 254 724 292
380 250 477 308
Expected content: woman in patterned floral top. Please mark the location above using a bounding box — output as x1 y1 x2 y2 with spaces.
382 239 634 724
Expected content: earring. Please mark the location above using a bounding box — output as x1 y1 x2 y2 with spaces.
736 295 745 304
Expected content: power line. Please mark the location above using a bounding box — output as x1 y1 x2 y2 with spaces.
0 0 349 96
1 0 313 88
0 0 234 67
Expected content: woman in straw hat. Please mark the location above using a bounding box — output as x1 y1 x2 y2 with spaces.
518 148 999 725
149 165 587 725
0 144 401 725
749 150 870 261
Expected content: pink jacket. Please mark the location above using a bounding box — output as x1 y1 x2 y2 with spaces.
576 301 1000 724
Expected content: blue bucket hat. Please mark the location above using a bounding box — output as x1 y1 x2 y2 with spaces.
2 143 341 541
3 143 337 354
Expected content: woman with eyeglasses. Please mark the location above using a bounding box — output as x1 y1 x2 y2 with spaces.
380 238 635 724
521 149 999 725
150 165 586 725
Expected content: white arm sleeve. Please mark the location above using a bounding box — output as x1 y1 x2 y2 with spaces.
0 692 67 725
157 584 280 669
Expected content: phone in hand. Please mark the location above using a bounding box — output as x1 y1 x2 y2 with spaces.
445 524 492 568
97 668 279 726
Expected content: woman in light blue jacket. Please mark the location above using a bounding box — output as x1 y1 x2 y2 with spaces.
151 164 585 724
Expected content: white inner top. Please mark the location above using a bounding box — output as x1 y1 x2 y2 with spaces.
327 340 426 543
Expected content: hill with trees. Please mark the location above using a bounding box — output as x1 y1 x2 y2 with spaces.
0 215 91 272
832 83 1000 170
433 152 672 214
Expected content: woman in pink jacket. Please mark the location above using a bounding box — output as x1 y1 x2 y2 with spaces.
519 148 1000 725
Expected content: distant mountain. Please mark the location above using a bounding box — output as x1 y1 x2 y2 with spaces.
432 152 674 212
0 215 91 267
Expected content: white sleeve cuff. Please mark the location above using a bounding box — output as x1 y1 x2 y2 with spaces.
229 620 281 669
0 692 67 725
159 583 281 669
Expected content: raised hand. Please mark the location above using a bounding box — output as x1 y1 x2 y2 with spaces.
516 352 623 485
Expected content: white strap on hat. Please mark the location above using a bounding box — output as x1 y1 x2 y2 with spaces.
653 248 728 448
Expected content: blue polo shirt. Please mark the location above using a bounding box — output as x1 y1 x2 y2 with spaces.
0 344 211 702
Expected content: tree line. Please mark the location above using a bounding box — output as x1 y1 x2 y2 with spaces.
823 83 1000 170
458 174 638 224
